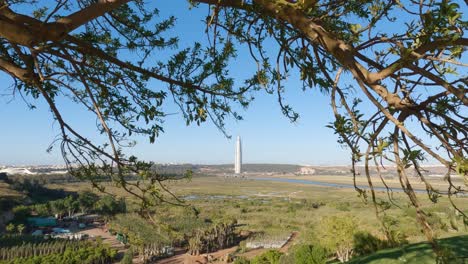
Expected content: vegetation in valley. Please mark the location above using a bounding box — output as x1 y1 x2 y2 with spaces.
0 239 116 264
0 0 466 262
0 174 467 263
84 176 467 262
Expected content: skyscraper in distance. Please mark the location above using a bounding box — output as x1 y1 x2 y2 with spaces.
235 136 242 174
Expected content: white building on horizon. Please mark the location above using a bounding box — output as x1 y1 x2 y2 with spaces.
235 136 242 174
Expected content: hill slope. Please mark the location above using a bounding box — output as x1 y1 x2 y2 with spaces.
348 235 468 264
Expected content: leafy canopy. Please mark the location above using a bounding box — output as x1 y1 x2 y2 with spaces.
0 0 466 246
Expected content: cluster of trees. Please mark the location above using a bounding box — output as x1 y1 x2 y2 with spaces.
6 177 72 203
312 215 408 263
110 213 238 262
4 224 25 235
32 192 126 219
109 213 173 263
234 215 411 264
188 219 238 255
8 191 126 226
0 239 84 260
0 239 116 264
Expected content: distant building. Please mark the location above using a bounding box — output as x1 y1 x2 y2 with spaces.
299 167 315 175
235 136 242 174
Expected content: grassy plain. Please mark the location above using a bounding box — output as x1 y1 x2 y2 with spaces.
52 175 468 246
0 182 23 199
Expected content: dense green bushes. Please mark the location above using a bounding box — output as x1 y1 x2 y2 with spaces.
314 215 356 263
109 214 172 261
251 250 283 264
9 192 125 224
0 245 116 264
233 256 251 264
381 215 410 247
292 244 327 264
120 248 134 264
0 235 47 247
232 250 285 264
0 240 116 263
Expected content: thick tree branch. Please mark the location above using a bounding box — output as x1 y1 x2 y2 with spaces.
0 0 131 46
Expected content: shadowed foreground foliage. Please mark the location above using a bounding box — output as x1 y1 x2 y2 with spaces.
347 235 468 264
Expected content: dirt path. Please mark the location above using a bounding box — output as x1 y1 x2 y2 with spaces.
279 231 298 253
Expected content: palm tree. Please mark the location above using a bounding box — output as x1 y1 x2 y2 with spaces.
5 223 15 234
17 224 25 235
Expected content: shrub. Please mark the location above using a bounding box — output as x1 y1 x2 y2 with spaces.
334 202 351 212
233 256 250 264
293 244 327 264
12 206 30 222
278 253 295 264
381 216 409 247
5 224 15 234
251 250 283 264
238 240 247 253
353 231 390 256
315 215 356 263
187 219 237 255
120 248 134 264
0 240 116 263
436 245 463 264
426 212 447 232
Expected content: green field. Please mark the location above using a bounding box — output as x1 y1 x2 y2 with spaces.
53 175 468 241
50 176 465 241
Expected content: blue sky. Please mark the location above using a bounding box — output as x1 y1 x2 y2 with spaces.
0 0 458 166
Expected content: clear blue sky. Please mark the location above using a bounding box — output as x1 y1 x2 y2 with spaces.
0 0 454 166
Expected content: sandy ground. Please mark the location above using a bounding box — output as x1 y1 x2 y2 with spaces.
81 226 126 252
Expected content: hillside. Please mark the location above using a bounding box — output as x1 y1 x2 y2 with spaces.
348 235 468 264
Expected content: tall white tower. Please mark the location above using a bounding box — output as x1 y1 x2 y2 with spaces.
235 136 242 174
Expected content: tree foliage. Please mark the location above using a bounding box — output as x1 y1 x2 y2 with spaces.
77 191 99 214
250 249 283 264
0 239 116 264
0 0 466 248
315 215 357 262
292 244 327 264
